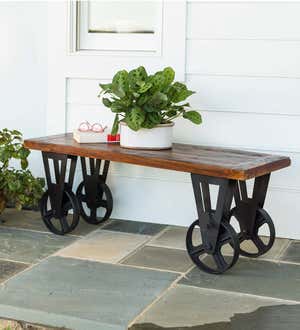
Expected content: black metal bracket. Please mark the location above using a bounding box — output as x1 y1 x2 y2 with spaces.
79 157 110 209
42 152 77 217
191 174 236 253
233 174 270 238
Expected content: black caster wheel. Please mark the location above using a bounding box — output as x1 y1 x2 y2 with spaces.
186 220 240 274
76 181 113 225
229 207 275 258
40 188 80 235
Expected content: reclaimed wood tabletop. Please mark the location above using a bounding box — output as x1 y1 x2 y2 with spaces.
24 133 291 180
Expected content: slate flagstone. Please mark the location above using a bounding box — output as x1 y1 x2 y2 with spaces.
279 241 300 263
0 259 28 283
57 230 150 263
0 228 76 264
103 219 166 236
0 209 99 237
131 285 285 328
122 246 192 273
180 259 300 301
0 256 178 330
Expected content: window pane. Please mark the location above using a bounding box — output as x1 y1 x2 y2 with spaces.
88 1 160 34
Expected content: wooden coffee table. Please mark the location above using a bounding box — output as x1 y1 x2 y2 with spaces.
24 133 290 274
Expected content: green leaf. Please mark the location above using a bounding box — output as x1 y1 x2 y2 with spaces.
110 99 131 113
147 112 162 125
146 92 168 111
141 116 158 129
168 82 195 103
162 67 175 87
125 106 146 131
149 71 165 92
18 147 30 160
21 159 28 170
11 130 21 136
102 98 112 108
183 111 202 124
164 110 177 117
137 82 152 94
111 114 120 135
137 94 151 106
111 70 129 98
128 66 148 91
99 83 112 94
110 103 123 113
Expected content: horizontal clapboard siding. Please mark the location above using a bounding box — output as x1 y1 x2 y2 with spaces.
187 2 300 40
65 2 300 238
186 39 300 77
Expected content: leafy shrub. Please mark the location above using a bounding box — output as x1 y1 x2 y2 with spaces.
0 129 44 212
99 66 202 134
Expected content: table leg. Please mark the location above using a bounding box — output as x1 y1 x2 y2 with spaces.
75 157 113 225
186 174 240 274
229 174 275 257
40 152 80 235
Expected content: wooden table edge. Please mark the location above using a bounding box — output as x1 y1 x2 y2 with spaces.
24 139 291 181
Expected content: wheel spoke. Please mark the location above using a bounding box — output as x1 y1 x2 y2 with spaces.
43 210 54 221
252 235 266 252
63 201 72 213
90 208 97 219
218 232 232 246
213 251 228 271
59 217 70 233
189 244 205 256
99 200 108 209
79 194 88 203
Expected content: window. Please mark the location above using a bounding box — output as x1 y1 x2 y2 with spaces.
75 1 163 53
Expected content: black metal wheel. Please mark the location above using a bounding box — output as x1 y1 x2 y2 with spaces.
186 219 240 274
76 181 113 225
229 207 275 258
40 188 80 235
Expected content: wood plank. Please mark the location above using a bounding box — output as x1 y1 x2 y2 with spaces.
24 134 290 180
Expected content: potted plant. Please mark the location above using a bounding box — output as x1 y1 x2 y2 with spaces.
100 66 201 149
0 129 45 215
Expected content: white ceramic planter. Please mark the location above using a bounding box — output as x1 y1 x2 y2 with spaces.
120 122 174 150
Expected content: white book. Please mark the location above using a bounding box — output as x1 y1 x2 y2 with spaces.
73 129 107 143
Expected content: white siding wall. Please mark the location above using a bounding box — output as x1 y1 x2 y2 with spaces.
64 2 300 238
0 2 48 176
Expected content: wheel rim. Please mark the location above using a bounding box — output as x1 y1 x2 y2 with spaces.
40 189 80 235
76 181 113 225
229 207 275 258
186 220 240 274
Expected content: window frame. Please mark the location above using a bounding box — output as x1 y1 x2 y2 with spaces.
71 1 163 55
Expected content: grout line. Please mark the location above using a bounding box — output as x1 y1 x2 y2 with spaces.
178 284 300 305
145 226 171 243
0 225 84 239
127 267 191 328
277 240 292 261
54 254 182 275
117 235 156 264
0 258 31 266
0 232 89 288
114 262 183 275
146 242 186 251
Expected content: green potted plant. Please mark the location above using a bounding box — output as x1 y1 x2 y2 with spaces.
0 129 45 215
100 66 202 149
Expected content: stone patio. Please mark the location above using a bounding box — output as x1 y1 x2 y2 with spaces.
0 209 299 330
